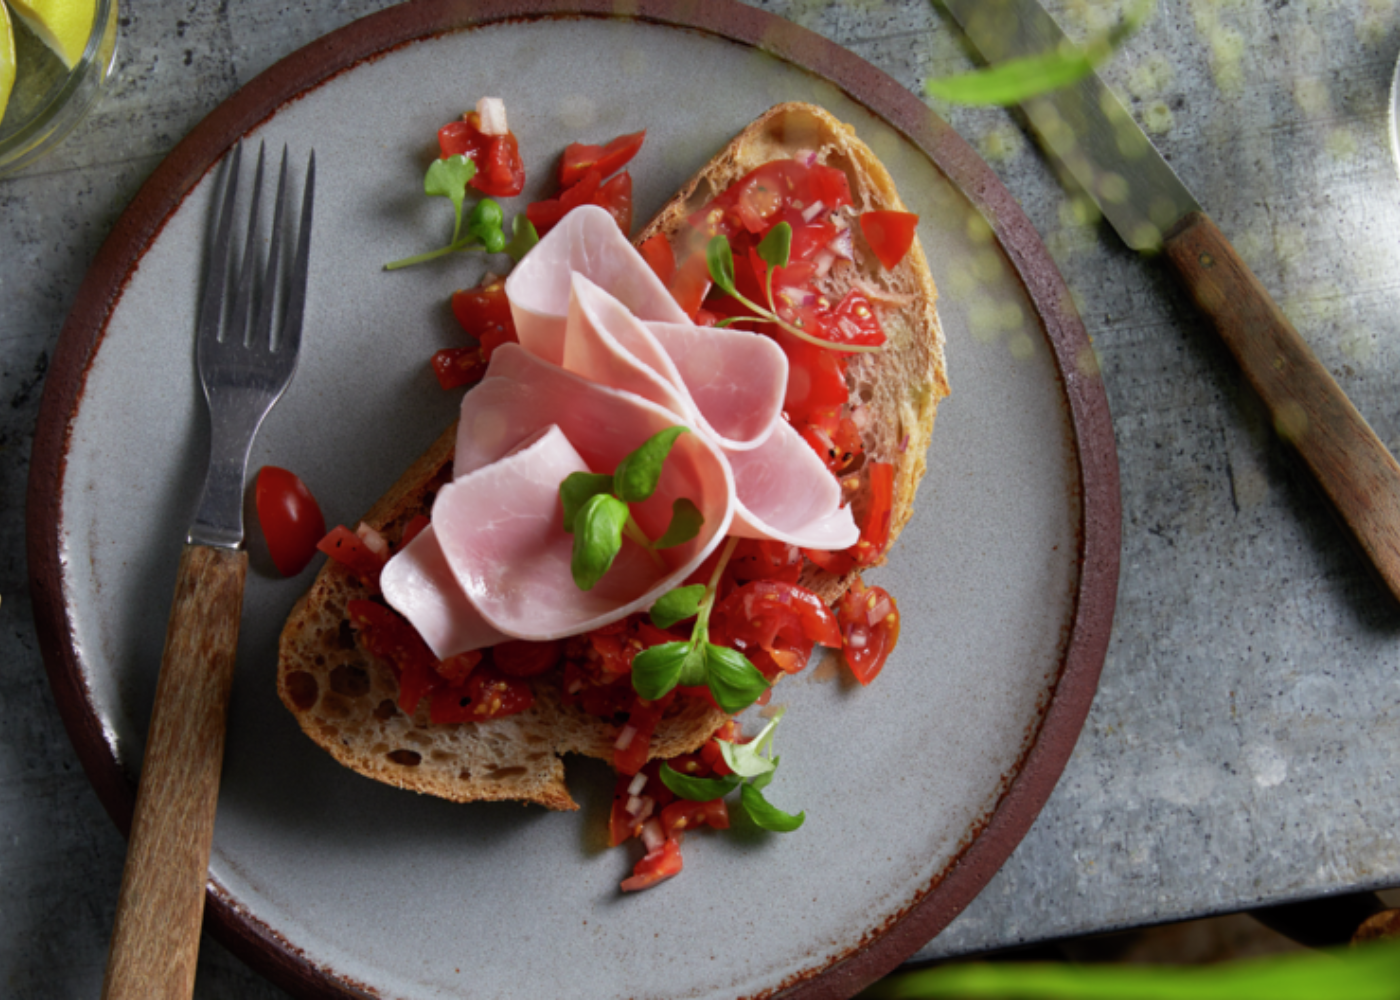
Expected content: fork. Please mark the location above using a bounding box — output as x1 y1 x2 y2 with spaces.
101 142 315 1000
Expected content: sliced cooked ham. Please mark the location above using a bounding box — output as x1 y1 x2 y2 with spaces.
382 204 859 656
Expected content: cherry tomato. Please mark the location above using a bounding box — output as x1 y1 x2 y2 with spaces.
429 665 534 723
559 130 646 189
859 210 919 270
620 836 683 892
660 798 729 837
836 578 900 685
255 467 325 576
492 639 563 677
347 599 437 713
438 113 525 197
317 525 389 590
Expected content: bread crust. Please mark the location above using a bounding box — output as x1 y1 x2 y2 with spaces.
277 102 946 809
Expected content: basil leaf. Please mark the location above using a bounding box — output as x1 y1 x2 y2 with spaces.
631 641 692 701
704 643 770 714
424 155 476 243
659 763 742 802
706 235 738 296
740 783 805 832
719 708 785 778
678 641 709 688
560 472 616 533
613 427 687 504
750 755 779 791
506 213 540 262
756 221 792 270
571 493 629 591
654 497 704 550
650 584 706 629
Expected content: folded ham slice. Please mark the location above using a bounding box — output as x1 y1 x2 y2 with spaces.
383 205 858 658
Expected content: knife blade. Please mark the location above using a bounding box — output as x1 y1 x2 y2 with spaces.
943 0 1400 603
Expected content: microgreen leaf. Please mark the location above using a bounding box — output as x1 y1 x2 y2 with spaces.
631 641 693 701
706 235 738 296
571 493 630 591
756 221 792 270
650 584 706 630
560 472 617 533
612 427 687 504
740 783 805 832
654 498 704 550
704 643 770 714
423 155 477 244
719 708 785 778
659 764 743 802
750 755 779 792
506 213 539 262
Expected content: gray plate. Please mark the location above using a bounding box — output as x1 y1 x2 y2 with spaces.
30 5 1118 998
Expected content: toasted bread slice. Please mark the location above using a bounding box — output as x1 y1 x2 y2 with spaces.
277 101 947 809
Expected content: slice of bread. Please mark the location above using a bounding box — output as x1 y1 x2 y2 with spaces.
277 101 947 810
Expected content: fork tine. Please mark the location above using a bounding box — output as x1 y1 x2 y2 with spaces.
226 142 266 347
279 150 316 358
252 147 290 351
197 142 242 344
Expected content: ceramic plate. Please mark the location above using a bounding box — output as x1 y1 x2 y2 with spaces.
29 2 1119 997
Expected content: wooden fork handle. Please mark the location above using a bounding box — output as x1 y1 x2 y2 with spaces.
1163 211 1400 604
102 544 247 1000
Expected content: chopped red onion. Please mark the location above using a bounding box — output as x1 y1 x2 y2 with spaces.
801 200 827 223
827 228 854 260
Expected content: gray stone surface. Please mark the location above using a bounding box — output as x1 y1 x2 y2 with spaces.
6 0 1400 996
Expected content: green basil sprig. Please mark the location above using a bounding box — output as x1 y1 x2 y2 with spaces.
385 154 532 270
659 708 804 832
631 536 771 714
707 222 880 355
559 427 704 592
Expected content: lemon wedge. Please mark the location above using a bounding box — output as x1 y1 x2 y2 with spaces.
0 4 14 128
6 0 95 70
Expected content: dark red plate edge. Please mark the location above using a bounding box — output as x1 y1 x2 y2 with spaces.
23 1 1122 998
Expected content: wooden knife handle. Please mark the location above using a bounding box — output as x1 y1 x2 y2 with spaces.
1163 210 1400 601
102 544 247 1000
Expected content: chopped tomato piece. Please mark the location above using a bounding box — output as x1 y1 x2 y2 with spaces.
668 244 712 318
347 599 437 713
430 346 488 390
400 514 431 548
660 798 730 837
827 289 886 348
450 278 516 348
620 837 683 892
429 665 534 723
596 170 633 236
438 113 525 197
710 580 841 679
638 233 675 286
526 167 602 236
559 129 645 189
317 525 388 590
837 578 900 685
728 538 803 585
850 461 894 566
859 210 919 270
492 639 563 677
435 650 482 686
777 330 849 423
255 467 325 576
802 546 856 576
614 695 668 776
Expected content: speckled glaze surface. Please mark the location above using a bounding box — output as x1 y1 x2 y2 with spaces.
28 3 1117 998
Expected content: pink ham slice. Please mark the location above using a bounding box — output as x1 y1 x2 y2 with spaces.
380 526 509 657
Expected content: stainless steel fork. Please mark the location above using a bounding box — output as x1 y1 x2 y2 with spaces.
102 142 315 1000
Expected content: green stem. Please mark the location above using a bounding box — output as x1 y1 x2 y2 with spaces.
725 280 882 355
692 534 741 643
623 514 666 570
383 236 484 271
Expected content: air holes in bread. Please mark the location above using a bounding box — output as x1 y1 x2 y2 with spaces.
329 664 370 697
387 749 421 766
285 671 318 711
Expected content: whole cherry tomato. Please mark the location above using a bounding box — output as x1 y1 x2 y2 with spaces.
255 467 326 576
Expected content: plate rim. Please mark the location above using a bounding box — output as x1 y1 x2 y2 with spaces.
26 1 1121 996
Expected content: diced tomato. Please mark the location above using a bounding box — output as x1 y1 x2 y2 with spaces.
450 278 516 348
802 546 856 575
797 410 863 475
492 639 563 677
614 694 669 776
787 218 839 262
430 346 488 390
728 538 803 586
837 578 900 685
710 580 841 679
526 167 602 236
435 650 482 686
596 170 633 236
429 665 534 723
777 330 849 423
850 461 894 566
668 243 712 318
620 837 683 892
347 599 437 713
826 289 886 348
805 163 853 211
438 113 525 197
255 467 326 576
559 130 645 189
660 798 729 837
638 234 675 286
317 525 389 590
400 514 431 548
859 210 919 270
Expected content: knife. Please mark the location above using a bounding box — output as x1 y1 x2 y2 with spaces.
941 0 1400 602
